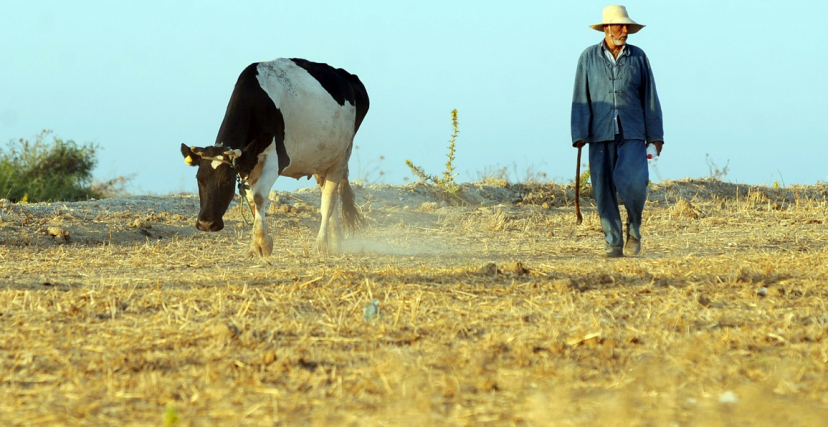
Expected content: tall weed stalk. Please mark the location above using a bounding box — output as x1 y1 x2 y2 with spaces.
406 109 460 195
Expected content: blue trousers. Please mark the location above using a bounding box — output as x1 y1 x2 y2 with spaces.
588 130 649 249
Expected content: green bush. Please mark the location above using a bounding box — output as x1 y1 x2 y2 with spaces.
0 130 122 202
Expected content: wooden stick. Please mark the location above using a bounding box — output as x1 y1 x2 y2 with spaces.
575 145 583 225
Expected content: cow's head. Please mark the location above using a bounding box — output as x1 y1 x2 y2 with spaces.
181 143 242 232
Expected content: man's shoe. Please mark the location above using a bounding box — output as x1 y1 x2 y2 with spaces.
602 246 624 258
625 236 641 256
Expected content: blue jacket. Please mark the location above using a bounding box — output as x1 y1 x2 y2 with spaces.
571 42 663 145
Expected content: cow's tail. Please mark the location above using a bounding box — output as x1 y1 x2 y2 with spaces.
340 178 363 233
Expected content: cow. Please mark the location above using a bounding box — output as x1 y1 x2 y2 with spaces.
180 58 369 257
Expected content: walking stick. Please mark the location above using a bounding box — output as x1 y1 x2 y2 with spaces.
575 145 583 225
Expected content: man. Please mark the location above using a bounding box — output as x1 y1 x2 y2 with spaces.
571 5 664 257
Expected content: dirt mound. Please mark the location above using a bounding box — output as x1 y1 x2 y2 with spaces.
2 179 826 249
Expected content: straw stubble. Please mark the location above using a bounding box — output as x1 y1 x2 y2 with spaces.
1 180 827 426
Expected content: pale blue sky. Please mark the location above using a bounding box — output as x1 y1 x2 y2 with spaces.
2 1 826 194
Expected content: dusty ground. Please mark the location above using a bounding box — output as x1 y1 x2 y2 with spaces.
1 179 827 426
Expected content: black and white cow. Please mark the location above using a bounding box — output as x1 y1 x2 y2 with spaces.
181 58 369 257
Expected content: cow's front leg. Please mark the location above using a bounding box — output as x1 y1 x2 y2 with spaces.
245 142 280 258
248 192 273 258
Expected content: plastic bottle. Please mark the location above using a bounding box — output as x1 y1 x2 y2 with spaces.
646 143 658 160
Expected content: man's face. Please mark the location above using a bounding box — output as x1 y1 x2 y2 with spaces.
605 24 629 46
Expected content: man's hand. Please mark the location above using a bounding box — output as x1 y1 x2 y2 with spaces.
650 141 664 156
574 140 586 148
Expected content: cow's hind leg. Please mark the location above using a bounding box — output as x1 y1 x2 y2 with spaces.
316 172 343 253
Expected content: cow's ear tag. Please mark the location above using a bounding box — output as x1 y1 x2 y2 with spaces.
184 155 194 165
224 149 242 160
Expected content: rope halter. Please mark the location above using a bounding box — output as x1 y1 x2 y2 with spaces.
186 147 255 225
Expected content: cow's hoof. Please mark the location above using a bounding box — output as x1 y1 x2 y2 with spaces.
316 239 341 254
249 235 274 258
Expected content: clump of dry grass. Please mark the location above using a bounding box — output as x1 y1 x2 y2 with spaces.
1 179 827 425
669 199 703 219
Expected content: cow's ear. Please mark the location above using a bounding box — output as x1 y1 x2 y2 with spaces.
223 149 242 160
241 139 256 154
181 144 202 166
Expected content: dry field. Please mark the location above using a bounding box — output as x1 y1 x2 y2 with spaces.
1 178 827 426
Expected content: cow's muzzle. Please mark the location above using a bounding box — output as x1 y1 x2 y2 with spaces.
196 218 224 232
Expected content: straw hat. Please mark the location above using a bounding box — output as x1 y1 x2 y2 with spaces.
589 5 645 34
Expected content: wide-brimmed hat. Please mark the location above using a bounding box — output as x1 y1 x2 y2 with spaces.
589 5 645 34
